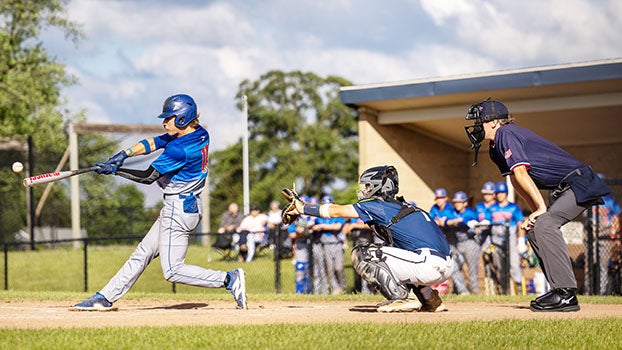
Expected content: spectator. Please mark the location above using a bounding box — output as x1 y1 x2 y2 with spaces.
475 181 497 245
238 205 269 262
289 217 312 294
267 200 282 245
311 195 347 295
214 202 243 255
490 181 525 294
446 191 480 295
429 188 458 294
429 188 456 229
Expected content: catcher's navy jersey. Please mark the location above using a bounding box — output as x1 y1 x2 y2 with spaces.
151 125 209 195
489 124 583 189
353 199 451 256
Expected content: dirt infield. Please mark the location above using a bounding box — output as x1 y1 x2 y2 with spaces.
1 300 621 329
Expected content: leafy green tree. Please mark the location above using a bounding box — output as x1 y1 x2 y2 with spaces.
208 70 359 229
0 0 82 241
0 1 156 243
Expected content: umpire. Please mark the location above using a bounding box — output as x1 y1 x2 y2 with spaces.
464 99 611 312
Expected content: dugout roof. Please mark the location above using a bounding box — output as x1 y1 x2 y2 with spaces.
340 58 622 151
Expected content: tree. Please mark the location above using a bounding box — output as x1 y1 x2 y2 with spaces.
0 1 156 243
208 70 359 229
0 0 82 241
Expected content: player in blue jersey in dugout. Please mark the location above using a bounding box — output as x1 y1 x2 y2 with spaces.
72 94 247 311
465 98 611 312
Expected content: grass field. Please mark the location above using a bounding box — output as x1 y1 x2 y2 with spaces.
1 245 622 349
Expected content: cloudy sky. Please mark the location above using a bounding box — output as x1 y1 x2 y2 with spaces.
42 0 621 205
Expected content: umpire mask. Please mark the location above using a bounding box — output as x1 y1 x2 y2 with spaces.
464 98 509 167
464 110 485 166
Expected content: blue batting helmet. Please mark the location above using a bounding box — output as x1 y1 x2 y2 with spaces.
495 181 508 194
158 94 198 128
481 181 496 194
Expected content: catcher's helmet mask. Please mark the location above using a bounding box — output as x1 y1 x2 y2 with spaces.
358 165 399 200
158 94 198 128
464 98 509 166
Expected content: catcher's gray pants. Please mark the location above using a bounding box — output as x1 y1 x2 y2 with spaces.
99 196 227 302
451 239 480 294
527 188 583 290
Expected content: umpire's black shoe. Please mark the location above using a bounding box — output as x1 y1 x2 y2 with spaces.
530 288 580 312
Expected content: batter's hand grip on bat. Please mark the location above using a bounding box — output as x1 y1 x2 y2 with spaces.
22 167 95 187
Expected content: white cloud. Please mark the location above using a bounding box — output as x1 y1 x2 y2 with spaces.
49 0 621 155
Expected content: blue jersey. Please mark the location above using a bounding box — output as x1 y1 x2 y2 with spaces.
490 202 524 228
151 125 210 195
353 199 451 256
455 207 477 233
313 217 346 243
489 124 584 190
475 201 495 222
429 202 457 223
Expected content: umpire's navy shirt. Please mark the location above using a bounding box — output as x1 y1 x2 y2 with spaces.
353 199 451 256
489 123 584 190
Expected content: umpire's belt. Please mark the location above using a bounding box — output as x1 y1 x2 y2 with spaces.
414 248 446 260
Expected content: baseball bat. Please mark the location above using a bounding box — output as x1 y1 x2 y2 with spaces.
23 167 95 187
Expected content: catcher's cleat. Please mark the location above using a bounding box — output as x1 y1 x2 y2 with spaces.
377 298 422 313
70 292 117 312
226 268 248 309
417 287 447 313
421 289 447 312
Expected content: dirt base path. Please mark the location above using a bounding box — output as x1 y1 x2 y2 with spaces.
1 300 621 329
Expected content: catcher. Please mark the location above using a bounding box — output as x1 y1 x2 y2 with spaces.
281 165 453 312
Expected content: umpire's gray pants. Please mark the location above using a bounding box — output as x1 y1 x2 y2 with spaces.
527 188 584 290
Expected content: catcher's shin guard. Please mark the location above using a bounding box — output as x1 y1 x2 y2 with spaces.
351 244 409 300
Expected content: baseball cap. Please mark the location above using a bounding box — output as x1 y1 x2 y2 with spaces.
479 100 509 121
495 181 508 194
452 191 468 202
434 188 447 198
481 181 496 194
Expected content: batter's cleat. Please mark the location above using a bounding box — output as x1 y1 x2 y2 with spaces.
419 288 447 313
377 298 422 313
226 268 247 309
70 292 116 311
530 288 580 312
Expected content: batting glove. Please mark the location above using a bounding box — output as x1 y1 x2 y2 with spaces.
95 150 128 175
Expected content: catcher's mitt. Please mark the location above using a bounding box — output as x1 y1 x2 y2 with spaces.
281 187 303 225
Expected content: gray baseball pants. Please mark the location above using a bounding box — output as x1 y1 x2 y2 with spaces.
100 196 227 302
527 188 583 290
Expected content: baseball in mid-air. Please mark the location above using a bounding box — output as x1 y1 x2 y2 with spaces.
12 161 24 173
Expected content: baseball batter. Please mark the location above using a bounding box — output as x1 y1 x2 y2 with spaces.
72 94 247 311
282 165 453 313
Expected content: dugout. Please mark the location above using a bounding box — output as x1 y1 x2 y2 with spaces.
339 58 622 211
